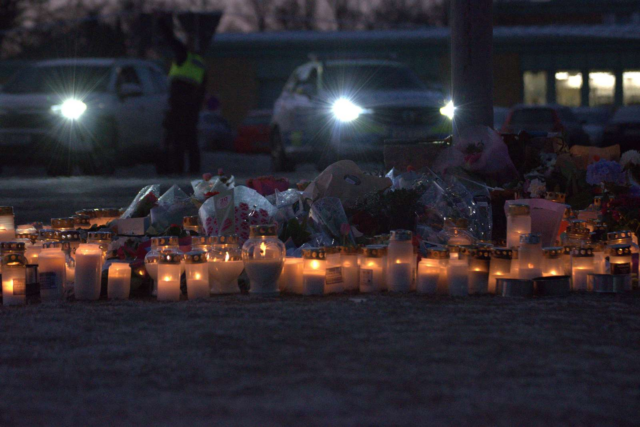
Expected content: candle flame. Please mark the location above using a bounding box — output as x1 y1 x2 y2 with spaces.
311 260 320 270
395 259 401 264
367 261 375 267
163 276 171 281
550 270 558 276
225 251 230 262
528 263 534 268
195 273 201 280
260 242 267 257
343 262 352 268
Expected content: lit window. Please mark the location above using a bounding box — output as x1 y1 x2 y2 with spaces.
556 71 582 107
523 71 546 105
623 71 640 105
589 71 615 106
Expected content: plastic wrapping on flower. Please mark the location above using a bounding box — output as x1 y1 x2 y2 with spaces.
198 186 277 243
308 197 354 246
149 185 199 234
120 184 161 219
191 175 235 201
386 168 427 190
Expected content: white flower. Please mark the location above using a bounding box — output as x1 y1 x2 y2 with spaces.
620 150 640 168
528 178 546 198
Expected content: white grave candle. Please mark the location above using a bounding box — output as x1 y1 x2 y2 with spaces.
157 252 182 301
2 254 26 306
107 262 131 300
74 244 103 301
38 243 66 300
277 257 303 294
417 260 440 295
185 251 210 299
447 258 469 296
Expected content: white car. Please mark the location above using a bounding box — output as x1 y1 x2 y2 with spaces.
0 58 168 175
270 59 452 171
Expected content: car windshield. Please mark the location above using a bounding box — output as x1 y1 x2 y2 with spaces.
2 65 111 94
510 108 555 126
323 64 426 91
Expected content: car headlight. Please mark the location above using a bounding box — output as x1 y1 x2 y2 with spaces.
440 100 455 120
52 99 87 120
332 98 363 123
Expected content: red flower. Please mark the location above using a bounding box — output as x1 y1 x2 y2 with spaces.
407 165 416 172
593 155 601 162
204 191 219 199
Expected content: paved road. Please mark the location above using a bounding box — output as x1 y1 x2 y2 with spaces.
0 152 329 224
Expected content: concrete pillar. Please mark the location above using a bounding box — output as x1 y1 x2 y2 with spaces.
581 69 590 107
614 68 624 106
451 0 493 137
546 70 556 104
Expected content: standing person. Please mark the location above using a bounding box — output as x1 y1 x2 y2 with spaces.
158 15 207 175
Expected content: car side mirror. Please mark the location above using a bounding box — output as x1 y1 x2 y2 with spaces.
296 83 316 98
118 83 143 99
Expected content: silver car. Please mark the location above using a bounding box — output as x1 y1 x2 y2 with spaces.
0 58 168 175
270 59 452 171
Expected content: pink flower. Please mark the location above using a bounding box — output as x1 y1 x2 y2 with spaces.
340 223 351 236
202 173 213 182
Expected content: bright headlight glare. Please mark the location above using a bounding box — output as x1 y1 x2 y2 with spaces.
440 100 455 120
54 99 87 120
332 98 363 123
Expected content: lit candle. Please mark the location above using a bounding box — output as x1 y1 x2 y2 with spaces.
571 247 595 291
447 258 469 297
107 262 131 300
387 230 414 292
489 248 513 294
506 203 531 249
278 257 303 294
607 244 632 291
542 247 564 277
24 242 42 265
211 250 245 294
360 247 384 293
2 253 26 306
518 233 543 279
157 252 182 301
302 248 326 296
0 206 16 242
468 248 491 294
242 225 285 296
417 258 441 295
340 247 360 292
184 251 210 299
38 242 66 300
324 247 344 294
75 244 103 301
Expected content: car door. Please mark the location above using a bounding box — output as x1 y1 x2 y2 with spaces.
136 64 168 149
113 65 147 150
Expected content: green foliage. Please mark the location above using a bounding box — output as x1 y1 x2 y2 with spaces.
279 217 311 247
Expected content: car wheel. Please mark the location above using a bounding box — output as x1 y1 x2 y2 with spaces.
270 128 295 172
80 120 117 176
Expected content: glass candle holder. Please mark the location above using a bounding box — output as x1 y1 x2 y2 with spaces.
75 243 103 301
367 245 388 291
443 218 475 246
87 231 114 261
191 236 212 253
592 242 607 274
458 245 477 266
278 257 304 294
0 206 16 243
542 247 564 277
518 233 543 280
302 248 326 296
107 262 131 300
183 216 202 236
468 248 491 294
417 248 449 294
24 240 43 266
341 246 360 292
386 230 414 293
360 247 385 293
323 246 344 294
184 251 210 299
447 258 469 297
2 252 26 306
242 224 285 296
157 252 183 301
608 244 632 291
564 220 590 247
38 242 66 300
96 208 120 227
209 235 243 294
60 231 81 290
76 209 99 227
608 230 639 281
51 217 75 232
506 204 531 249
571 247 594 291
153 236 184 275
144 238 162 296
489 248 513 294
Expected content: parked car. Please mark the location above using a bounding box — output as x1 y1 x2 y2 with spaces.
0 58 168 175
572 106 614 146
494 106 509 130
234 109 272 154
198 111 236 151
501 104 590 146
602 106 640 153
270 59 452 171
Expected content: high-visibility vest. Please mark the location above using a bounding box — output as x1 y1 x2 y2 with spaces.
168 52 205 86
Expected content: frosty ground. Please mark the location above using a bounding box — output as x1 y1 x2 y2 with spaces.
1 293 639 426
